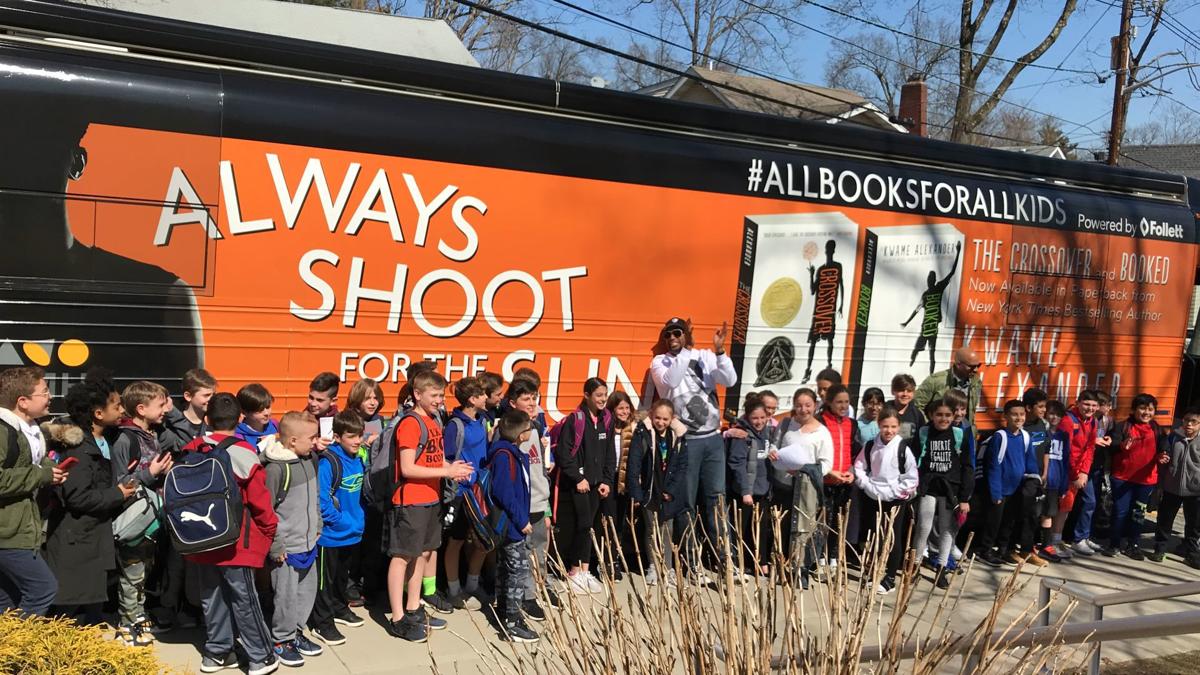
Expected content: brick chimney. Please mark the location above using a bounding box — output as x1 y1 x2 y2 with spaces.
899 75 927 136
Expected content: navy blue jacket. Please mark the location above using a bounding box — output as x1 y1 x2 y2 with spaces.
625 418 690 521
487 439 530 542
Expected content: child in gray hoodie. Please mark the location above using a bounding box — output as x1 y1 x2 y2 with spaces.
1154 408 1200 567
263 412 324 667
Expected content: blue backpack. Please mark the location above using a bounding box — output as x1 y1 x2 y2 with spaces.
461 446 517 553
162 436 245 555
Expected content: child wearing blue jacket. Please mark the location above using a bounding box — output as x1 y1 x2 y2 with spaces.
307 411 366 645
1037 401 1072 560
977 400 1040 566
488 409 538 643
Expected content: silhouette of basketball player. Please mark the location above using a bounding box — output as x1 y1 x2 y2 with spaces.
0 81 204 395
801 240 844 383
901 241 962 375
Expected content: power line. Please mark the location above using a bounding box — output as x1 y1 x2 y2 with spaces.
450 0 1122 150
737 0 1112 138
800 0 1107 76
1026 2 1116 101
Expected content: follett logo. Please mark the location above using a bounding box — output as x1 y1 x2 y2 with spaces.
1139 218 1184 239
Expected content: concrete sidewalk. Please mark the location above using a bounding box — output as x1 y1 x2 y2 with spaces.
149 550 1200 674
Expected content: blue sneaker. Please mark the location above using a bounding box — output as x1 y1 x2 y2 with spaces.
293 632 323 657
273 641 303 668
419 607 447 631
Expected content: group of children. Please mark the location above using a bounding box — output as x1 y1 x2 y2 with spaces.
3 358 1200 673
721 368 1200 594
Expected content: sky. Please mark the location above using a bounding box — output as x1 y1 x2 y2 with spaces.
522 0 1200 154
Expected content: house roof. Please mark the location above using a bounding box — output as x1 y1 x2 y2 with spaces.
996 144 1066 159
1119 144 1200 179
639 66 905 132
71 0 479 67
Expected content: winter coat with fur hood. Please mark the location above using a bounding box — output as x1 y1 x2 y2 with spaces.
43 420 126 605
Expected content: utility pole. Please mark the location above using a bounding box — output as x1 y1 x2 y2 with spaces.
1106 0 1135 166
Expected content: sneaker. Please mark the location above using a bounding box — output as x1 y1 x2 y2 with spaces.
293 633 323 657
586 574 604 594
1148 545 1167 563
448 591 468 610
1071 540 1096 556
200 652 239 673
333 610 365 628
933 568 951 590
1055 544 1075 559
348 596 365 608
1005 551 1024 566
522 599 546 622
1100 546 1119 557
644 567 659 587
312 624 346 646
1124 546 1146 561
664 569 678 588
546 588 563 609
1188 556 1200 571
1040 544 1065 562
568 573 592 595
248 657 280 675
417 606 447 631
501 618 540 643
876 576 895 595
1026 553 1049 567
386 612 428 643
273 641 304 667
422 590 454 615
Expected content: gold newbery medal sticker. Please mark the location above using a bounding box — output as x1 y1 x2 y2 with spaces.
761 277 803 327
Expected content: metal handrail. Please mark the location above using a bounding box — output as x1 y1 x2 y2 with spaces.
1036 578 1200 675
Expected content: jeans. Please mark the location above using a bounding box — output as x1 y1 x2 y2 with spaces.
0 548 57 617
678 433 726 565
1109 477 1154 548
1072 470 1102 543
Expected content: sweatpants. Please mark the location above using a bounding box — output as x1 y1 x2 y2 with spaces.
1156 492 1200 557
555 485 600 569
913 495 959 566
0 548 57 617
860 498 912 577
309 544 355 630
524 517 550 601
980 493 1033 553
117 539 156 624
197 564 273 669
270 562 319 643
497 539 529 621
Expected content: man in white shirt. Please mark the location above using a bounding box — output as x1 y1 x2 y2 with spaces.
650 318 738 564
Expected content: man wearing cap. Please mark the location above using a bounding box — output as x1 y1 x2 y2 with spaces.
915 347 984 425
650 318 738 562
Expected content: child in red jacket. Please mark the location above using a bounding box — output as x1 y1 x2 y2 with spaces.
184 393 280 675
817 384 857 566
1052 390 1100 555
1105 393 1162 559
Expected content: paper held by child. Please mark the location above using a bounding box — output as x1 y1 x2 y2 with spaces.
773 442 816 473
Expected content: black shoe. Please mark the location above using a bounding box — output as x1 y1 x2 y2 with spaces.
333 609 365 628
1101 546 1118 557
546 588 563 609
876 576 895 595
1148 545 1167 563
386 613 428 643
292 632 323 657
1124 546 1146 561
979 550 1005 567
1188 557 1200 571
422 590 454 615
416 606 447 631
501 618 539 643
312 624 346 646
934 567 951 590
521 599 546 622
